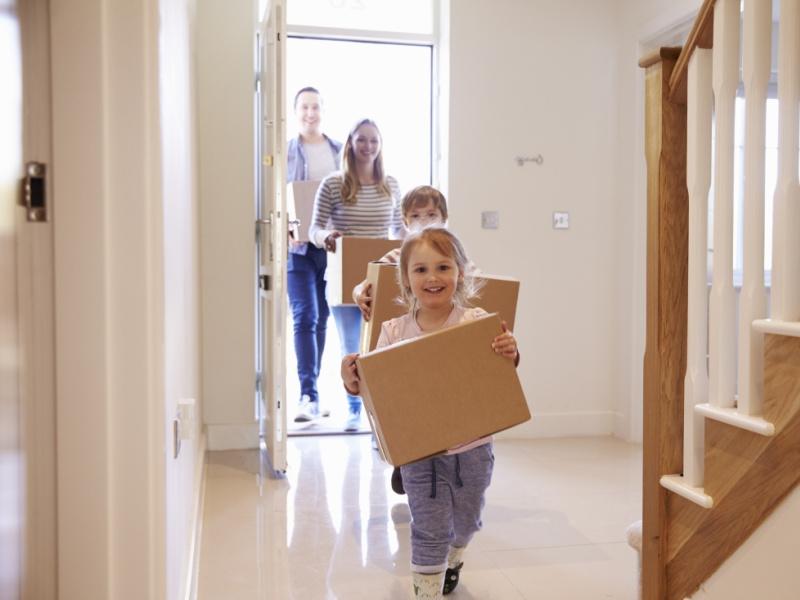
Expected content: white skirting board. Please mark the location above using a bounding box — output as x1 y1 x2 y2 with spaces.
206 423 259 450
495 410 616 440
183 432 207 600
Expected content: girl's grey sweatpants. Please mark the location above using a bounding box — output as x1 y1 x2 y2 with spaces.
400 442 494 574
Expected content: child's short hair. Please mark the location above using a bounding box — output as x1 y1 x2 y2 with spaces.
397 227 483 309
400 186 449 221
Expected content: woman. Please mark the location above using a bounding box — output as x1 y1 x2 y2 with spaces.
309 118 403 431
287 87 342 423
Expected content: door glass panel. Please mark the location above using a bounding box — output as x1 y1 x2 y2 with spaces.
286 36 432 188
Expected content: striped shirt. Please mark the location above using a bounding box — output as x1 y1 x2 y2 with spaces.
309 173 404 247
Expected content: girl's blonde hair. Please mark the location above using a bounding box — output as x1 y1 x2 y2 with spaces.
397 227 483 309
341 118 390 204
400 185 449 221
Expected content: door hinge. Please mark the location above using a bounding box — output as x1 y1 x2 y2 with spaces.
255 371 262 394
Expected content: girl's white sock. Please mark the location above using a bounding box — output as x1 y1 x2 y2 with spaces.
412 571 445 599
447 545 466 569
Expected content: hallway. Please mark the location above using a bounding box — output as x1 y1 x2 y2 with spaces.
198 436 641 599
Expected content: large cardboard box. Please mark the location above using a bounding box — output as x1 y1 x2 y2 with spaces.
326 237 401 305
359 263 521 354
356 313 530 466
286 180 321 242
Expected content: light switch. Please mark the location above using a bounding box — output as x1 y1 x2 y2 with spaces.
553 212 569 230
482 211 499 229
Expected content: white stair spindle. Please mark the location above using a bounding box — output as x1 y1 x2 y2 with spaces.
684 48 713 487
737 0 771 417
772 0 800 322
709 0 739 409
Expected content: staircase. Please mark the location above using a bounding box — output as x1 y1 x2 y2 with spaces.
639 1 800 598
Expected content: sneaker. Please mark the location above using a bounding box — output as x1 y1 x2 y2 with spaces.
344 411 360 432
294 396 318 423
442 562 463 595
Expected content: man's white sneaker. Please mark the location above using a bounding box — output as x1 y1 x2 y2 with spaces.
294 396 318 423
344 411 361 432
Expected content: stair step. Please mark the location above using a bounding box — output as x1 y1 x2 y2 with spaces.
753 318 800 338
695 403 775 436
659 474 713 508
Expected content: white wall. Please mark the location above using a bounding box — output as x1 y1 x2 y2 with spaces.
159 1 205 599
196 0 258 450
192 0 707 445
688 485 800 600
50 0 203 598
448 0 628 438
612 0 702 443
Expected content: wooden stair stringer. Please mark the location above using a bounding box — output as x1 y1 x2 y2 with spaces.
663 333 800 600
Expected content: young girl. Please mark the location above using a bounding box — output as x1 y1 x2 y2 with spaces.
341 227 519 599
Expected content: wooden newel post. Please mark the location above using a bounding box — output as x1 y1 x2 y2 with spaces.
639 48 689 600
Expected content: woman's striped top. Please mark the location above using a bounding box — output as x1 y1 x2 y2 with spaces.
309 173 404 247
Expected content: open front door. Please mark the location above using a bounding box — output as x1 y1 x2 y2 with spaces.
257 0 288 474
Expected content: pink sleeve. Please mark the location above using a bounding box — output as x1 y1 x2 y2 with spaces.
375 321 395 350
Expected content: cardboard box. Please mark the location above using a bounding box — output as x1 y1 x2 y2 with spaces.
358 262 406 354
326 237 401 305
356 313 530 466
286 180 321 242
359 263 521 354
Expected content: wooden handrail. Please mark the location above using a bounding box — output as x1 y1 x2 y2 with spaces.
668 0 716 104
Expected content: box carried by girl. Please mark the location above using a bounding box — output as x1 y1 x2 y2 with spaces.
356 312 530 466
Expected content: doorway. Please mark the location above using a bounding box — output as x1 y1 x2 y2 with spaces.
282 17 436 435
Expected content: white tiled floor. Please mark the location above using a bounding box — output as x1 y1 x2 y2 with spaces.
197 436 642 599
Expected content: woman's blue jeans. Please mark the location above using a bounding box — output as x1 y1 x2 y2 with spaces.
287 244 329 404
331 304 362 415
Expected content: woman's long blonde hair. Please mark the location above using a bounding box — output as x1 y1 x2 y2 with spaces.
397 227 484 309
340 118 390 204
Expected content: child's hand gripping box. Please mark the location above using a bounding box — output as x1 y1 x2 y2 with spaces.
356 313 531 466
358 263 521 354
286 180 321 242
326 237 401 306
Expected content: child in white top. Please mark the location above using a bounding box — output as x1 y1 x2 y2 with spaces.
341 227 519 599
351 185 450 320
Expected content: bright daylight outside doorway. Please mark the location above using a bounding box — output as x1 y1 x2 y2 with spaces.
284 35 433 434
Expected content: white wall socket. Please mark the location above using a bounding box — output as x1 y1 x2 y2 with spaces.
482 211 499 229
553 211 569 229
177 398 197 441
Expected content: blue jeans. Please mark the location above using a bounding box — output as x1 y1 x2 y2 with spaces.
287 245 329 403
331 304 362 414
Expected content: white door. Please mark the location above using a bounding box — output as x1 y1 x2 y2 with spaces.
1 1 57 598
257 0 288 474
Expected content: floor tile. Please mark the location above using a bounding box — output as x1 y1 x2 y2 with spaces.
198 436 642 599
